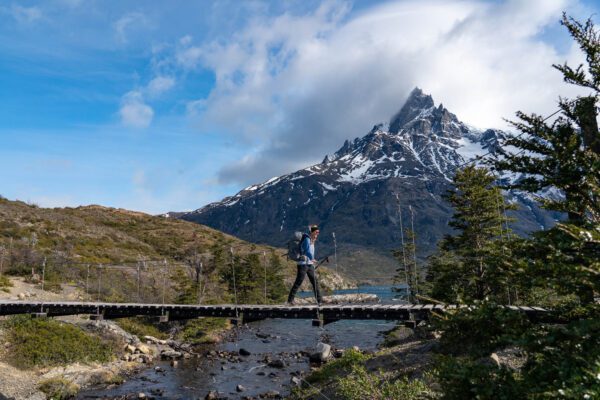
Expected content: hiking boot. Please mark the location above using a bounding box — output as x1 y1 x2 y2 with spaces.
286 300 296 306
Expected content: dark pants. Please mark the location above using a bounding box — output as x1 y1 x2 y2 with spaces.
288 264 322 303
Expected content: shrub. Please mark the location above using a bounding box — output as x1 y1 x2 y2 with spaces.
307 348 371 383
0 274 13 292
2 315 114 368
177 317 229 345
38 377 79 399
115 317 169 340
337 365 431 400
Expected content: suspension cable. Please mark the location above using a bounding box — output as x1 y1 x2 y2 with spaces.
409 205 420 298
396 194 411 302
230 247 239 318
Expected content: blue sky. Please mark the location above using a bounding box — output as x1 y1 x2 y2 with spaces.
0 0 598 213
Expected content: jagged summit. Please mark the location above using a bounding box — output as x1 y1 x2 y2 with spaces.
389 87 435 133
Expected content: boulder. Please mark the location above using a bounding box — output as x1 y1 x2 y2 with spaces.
309 342 331 362
160 349 182 360
136 344 152 355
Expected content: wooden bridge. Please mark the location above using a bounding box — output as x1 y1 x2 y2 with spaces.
0 300 551 326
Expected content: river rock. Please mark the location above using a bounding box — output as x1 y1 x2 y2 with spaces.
267 359 285 368
124 344 136 354
136 344 152 355
160 349 182 359
205 391 218 400
309 342 331 362
170 360 178 367
239 348 251 356
259 390 281 398
144 335 167 345
236 384 246 392
138 393 146 399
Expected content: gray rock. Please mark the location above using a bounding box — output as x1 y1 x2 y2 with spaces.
239 348 251 356
267 359 285 368
309 342 331 362
236 384 246 392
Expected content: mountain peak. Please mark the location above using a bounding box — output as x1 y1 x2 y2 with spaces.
389 87 435 134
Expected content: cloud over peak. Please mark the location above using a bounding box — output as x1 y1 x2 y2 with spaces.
181 0 581 186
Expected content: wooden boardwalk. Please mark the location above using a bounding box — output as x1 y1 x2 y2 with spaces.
0 300 550 325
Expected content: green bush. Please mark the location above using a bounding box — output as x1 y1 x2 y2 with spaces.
177 317 229 345
0 274 13 292
115 317 169 340
435 356 521 400
337 365 431 400
38 377 79 399
2 315 114 369
435 302 530 358
307 348 371 383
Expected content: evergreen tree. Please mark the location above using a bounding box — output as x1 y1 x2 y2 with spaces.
436 15 600 399
427 165 516 303
264 252 287 303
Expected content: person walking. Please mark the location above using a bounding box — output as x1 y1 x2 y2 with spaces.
287 225 322 305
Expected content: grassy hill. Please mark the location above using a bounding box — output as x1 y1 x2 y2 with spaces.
0 197 349 304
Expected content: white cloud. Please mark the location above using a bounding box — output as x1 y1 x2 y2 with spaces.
8 5 42 24
180 0 586 186
119 91 154 128
146 76 175 97
114 12 149 44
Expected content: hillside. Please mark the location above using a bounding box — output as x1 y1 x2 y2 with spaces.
0 197 349 304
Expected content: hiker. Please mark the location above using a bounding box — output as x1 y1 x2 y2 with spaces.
287 224 323 305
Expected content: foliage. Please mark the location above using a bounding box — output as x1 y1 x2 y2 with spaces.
0 273 13 292
426 165 517 303
435 356 521 400
434 14 600 400
220 251 287 304
307 348 371 383
38 377 79 400
336 365 431 400
115 317 169 340
176 317 229 345
1 315 115 369
435 303 530 358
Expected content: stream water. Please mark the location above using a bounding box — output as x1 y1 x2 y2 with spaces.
78 286 403 400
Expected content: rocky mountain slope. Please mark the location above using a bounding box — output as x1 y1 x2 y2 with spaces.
181 88 560 281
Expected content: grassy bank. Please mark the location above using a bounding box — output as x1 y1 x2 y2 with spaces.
0 315 117 369
290 329 436 400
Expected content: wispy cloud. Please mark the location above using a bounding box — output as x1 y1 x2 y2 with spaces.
114 12 149 44
5 4 42 24
146 76 175 97
119 91 154 128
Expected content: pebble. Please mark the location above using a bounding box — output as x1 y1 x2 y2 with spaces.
236 384 246 392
